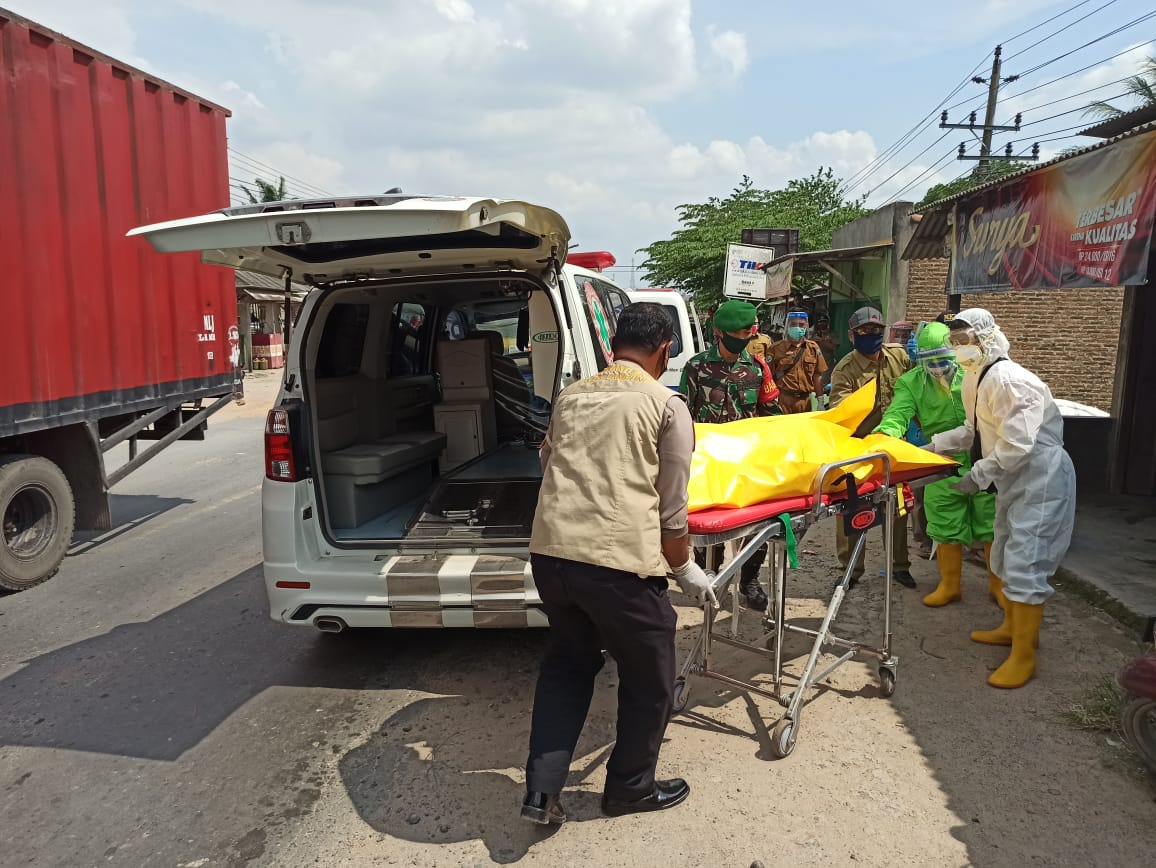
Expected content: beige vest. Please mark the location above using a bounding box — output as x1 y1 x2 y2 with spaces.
530 361 676 577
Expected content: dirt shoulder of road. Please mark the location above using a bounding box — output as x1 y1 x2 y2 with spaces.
257 530 1156 867
214 370 284 422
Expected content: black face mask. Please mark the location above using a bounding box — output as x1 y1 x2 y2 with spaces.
719 332 750 354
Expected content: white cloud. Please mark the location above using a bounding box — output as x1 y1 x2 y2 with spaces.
708 28 749 78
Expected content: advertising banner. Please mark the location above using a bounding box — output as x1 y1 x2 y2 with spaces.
949 129 1156 293
723 243 774 299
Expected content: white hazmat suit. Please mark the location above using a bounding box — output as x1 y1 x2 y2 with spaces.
931 309 1076 606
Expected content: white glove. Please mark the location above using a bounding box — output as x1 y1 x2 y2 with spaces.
952 472 981 495
671 558 719 607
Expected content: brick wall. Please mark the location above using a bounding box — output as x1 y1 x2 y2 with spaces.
903 257 1124 411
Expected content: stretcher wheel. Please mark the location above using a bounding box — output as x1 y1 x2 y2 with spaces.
672 677 691 714
878 667 896 698
770 718 797 758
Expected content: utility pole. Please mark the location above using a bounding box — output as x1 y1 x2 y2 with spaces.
940 44 1037 177
978 46 1003 173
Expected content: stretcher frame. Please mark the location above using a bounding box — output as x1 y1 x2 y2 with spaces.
675 454 947 759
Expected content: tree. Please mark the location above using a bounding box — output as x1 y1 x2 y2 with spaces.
637 169 868 310
917 161 1023 208
1084 55 1156 119
241 176 290 203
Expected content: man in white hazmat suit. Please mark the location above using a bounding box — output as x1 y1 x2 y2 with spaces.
930 308 1076 689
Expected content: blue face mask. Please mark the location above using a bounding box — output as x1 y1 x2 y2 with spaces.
853 332 884 356
787 326 807 341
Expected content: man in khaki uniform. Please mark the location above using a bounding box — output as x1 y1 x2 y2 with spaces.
522 303 714 827
766 310 828 413
746 321 774 360
829 306 917 589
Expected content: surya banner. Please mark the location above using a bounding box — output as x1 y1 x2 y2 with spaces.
949 128 1156 293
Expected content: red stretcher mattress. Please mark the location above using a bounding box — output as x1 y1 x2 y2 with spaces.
687 468 948 536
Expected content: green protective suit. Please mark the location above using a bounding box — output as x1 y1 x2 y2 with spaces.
875 328 995 545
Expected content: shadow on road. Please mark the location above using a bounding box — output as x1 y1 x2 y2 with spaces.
0 565 383 760
68 493 194 556
334 627 623 864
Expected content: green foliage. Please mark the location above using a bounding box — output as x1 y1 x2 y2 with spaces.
918 161 1023 208
1084 55 1156 119
637 169 868 310
241 176 291 203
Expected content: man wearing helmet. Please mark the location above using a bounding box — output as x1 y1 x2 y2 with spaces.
874 322 999 611
931 309 1076 689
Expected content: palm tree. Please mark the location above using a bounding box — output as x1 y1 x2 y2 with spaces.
1084 56 1156 119
241 176 290 203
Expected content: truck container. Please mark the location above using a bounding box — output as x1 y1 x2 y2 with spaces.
0 8 240 590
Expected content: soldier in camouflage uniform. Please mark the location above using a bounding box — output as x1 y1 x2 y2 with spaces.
680 299 777 611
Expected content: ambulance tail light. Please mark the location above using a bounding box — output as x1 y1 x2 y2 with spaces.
566 251 617 271
265 409 299 482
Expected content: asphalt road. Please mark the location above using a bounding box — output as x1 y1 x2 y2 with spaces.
3 380 1155 867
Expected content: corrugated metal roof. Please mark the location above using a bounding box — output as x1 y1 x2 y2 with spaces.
902 210 951 261
916 120 1156 213
764 240 891 272
1078 103 1156 139
235 268 309 293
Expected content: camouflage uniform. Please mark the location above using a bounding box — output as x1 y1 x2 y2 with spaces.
680 343 775 607
679 345 777 423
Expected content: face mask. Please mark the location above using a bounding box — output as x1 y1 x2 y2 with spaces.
853 332 884 356
719 332 751 354
955 345 985 369
787 326 807 341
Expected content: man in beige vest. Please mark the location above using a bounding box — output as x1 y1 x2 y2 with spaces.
522 303 715 827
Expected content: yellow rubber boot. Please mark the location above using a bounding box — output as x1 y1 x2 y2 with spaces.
989 602 1042 688
923 543 963 607
983 543 1002 607
971 583 1013 645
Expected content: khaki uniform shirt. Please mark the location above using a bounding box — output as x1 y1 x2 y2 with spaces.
746 333 774 359
767 338 828 395
829 344 912 433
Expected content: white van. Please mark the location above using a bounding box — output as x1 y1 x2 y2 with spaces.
132 196 640 632
626 289 704 389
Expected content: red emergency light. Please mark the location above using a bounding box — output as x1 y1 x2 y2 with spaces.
566 251 617 271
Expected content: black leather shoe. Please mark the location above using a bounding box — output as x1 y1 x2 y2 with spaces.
893 570 917 589
739 577 769 612
601 778 690 817
521 791 566 825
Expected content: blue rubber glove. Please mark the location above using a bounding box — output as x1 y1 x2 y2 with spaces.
905 334 919 363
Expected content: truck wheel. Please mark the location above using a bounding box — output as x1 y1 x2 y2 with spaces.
0 455 75 591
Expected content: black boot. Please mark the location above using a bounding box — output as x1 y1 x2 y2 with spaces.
521 791 566 825
602 779 690 816
739 574 769 612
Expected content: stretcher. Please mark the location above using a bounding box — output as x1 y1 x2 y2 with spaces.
675 453 952 759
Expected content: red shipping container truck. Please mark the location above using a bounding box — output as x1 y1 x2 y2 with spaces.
0 9 241 589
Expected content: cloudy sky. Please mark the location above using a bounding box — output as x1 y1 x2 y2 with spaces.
9 0 1155 282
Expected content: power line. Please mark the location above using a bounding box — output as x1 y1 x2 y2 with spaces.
881 148 961 205
840 52 993 194
1000 38 1156 101
865 130 953 198
1016 90 1131 126
227 147 333 197
1003 0 1098 44
1006 74 1135 113
227 149 331 197
1005 0 1121 60
1017 10 1156 77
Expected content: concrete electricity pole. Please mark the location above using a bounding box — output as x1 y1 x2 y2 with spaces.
940 45 1038 178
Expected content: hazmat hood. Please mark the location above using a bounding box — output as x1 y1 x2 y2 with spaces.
128 195 571 284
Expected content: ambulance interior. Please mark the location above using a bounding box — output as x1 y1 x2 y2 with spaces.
303 277 573 544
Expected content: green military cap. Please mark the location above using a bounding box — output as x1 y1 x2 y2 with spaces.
714 299 757 332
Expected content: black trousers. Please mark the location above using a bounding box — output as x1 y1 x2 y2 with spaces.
525 554 677 801
694 542 766 583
